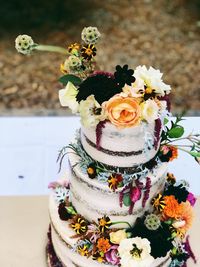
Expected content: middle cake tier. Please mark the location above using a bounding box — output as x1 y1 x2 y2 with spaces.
68 148 168 227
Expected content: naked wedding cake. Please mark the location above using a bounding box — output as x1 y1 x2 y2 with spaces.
15 27 199 267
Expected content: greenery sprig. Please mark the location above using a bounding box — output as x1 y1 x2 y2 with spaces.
161 115 200 160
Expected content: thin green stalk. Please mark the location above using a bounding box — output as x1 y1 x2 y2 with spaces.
34 44 68 55
164 136 191 145
112 221 132 228
177 147 192 154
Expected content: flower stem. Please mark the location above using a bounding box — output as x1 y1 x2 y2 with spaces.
164 136 190 144
112 221 132 228
34 44 68 55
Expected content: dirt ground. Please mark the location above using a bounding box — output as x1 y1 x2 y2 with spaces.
0 0 200 116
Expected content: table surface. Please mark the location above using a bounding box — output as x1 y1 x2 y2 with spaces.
0 116 200 196
0 196 199 267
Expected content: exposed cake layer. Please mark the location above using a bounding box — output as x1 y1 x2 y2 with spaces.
50 226 171 267
68 149 168 226
81 120 161 167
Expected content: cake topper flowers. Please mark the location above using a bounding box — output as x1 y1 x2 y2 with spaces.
15 26 200 162
15 27 171 130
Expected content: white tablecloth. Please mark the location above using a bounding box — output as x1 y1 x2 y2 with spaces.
0 116 200 196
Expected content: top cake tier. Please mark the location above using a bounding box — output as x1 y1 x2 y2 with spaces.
81 120 162 168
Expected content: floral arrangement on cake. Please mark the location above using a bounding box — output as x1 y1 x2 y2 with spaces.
48 175 197 267
15 27 200 159
15 28 171 130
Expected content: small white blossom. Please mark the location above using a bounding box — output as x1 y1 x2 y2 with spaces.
54 186 70 203
118 237 154 267
141 99 159 123
79 95 106 128
15 34 34 55
81 26 101 44
59 81 79 113
134 65 171 96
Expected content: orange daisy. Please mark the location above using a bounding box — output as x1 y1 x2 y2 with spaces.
96 237 111 253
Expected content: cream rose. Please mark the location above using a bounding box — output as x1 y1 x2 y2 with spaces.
58 81 79 114
109 230 127 245
105 95 141 128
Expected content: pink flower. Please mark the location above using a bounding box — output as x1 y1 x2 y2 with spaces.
48 180 69 189
105 245 120 265
130 186 142 202
160 145 170 155
187 192 197 207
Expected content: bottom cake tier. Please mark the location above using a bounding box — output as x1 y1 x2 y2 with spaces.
47 226 171 267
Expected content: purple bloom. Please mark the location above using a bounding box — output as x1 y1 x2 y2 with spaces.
105 245 120 265
187 192 197 207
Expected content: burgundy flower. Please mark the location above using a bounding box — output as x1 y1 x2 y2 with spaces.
154 118 162 150
142 177 151 208
130 186 142 202
91 71 114 79
96 120 107 149
105 245 120 265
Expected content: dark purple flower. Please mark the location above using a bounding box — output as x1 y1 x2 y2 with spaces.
187 192 197 207
105 245 120 265
114 65 135 87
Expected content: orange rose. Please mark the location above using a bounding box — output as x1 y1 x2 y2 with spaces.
105 95 141 128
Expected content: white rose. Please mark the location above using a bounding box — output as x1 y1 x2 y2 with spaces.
141 99 159 123
118 237 154 267
134 65 171 96
58 82 79 113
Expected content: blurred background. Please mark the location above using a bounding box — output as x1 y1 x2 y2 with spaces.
0 0 200 116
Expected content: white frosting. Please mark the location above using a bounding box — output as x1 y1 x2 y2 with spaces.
51 226 171 267
81 121 161 167
68 149 168 226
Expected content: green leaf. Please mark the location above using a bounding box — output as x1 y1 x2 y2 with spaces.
59 74 82 86
66 206 77 215
123 194 131 207
190 151 200 157
164 118 169 125
168 126 184 138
